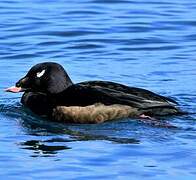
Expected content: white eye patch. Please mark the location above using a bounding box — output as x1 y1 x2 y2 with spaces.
36 69 46 78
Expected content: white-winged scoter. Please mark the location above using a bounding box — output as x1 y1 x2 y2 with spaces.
5 62 184 123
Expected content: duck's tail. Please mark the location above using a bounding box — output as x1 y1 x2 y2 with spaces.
138 105 188 117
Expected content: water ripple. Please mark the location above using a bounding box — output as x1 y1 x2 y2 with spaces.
1 0 196 179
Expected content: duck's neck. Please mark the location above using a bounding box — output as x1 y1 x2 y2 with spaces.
65 73 73 87
47 72 74 94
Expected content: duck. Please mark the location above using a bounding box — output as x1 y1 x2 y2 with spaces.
5 62 183 123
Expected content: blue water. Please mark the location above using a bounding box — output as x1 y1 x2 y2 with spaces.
0 0 196 179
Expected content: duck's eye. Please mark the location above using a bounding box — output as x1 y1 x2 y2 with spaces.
36 69 46 78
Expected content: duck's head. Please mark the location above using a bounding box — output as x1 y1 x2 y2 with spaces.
6 62 73 94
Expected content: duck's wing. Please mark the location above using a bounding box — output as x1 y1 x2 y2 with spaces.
57 84 142 107
78 81 178 104
76 81 181 116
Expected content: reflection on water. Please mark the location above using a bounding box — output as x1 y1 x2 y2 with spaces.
1 0 196 179
20 140 71 157
18 135 139 157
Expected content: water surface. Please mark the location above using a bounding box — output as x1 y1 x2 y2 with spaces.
0 0 196 179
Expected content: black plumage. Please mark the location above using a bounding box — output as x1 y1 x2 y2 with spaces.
6 62 184 123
